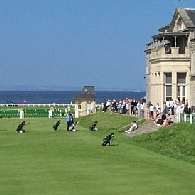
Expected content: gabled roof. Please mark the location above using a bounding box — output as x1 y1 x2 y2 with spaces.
177 8 195 28
74 86 95 100
159 8 195 32
185 8 195 27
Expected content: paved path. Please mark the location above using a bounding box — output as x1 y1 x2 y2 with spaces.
122 119 159 137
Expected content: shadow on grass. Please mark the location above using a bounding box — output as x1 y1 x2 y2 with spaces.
110 143 119 146
101 143 119 146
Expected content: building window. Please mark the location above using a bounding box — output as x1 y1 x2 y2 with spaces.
165 85 172 101
177 73 186 84
164 73 172 101
165 73 172 83
177 86 185 99
166 85 172 96
177 73 186 102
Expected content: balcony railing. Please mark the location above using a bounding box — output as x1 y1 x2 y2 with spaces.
149 46 190 59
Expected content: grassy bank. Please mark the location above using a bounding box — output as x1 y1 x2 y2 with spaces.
1 113 195 195
131 122 195 163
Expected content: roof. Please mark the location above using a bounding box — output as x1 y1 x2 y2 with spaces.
152 31 190 39
177 8 195 28
74 86 96 100
158 8 195 33
185 8 195 27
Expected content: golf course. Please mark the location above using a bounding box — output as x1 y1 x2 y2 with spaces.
1 112 195 195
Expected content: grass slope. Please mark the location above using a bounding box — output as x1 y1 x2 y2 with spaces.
131 122 195 163
0 114 195 195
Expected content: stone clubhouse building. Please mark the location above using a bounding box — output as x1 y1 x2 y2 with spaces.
145 8 195 110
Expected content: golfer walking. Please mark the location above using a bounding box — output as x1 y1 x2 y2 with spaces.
66 113 74 131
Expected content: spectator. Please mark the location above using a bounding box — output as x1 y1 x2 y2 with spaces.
125 121 138 133
149 103 154 120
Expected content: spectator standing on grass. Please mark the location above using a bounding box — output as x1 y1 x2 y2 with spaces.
183 104 191 114
131 99 135 115
122 99 127 114
169 98 174 115
149 103 154 120
137 101 141 117
133 100 138 116
139 101 145 118
102 100 107 112
163 103 169 115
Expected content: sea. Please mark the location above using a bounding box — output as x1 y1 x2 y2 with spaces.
0 91 146 104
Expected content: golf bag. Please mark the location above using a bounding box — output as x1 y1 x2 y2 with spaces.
53 120 61 131
89 121 98 131
69 121 78 132
102 133 114 146
16 121 26 133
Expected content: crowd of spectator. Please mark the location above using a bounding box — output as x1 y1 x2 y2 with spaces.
100 97 195 135
101 97 194 127
101 98 145 118
148 98 193 127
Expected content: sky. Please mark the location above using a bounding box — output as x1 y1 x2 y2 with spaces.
1 0 195 91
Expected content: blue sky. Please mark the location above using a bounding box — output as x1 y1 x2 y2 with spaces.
1 0 195 91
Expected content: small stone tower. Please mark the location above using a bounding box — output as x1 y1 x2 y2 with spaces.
74 86 96 118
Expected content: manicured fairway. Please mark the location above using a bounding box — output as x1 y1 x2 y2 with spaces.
1 118 195 195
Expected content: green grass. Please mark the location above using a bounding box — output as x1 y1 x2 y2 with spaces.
1 114 195 195
78 112 141 132
131 122 195 163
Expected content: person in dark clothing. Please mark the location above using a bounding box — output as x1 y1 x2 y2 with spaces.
183 105 190 114
131 100 135 115
102 101 107 112
156 118 163 126
65 113 74 131
161 113 166 121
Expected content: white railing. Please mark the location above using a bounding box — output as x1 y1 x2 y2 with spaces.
179 113 195 124
0 103 74 107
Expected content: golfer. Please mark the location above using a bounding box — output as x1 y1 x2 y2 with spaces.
65 113 74 131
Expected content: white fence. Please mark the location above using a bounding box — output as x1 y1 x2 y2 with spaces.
0 103 73 107
179 113 195 124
